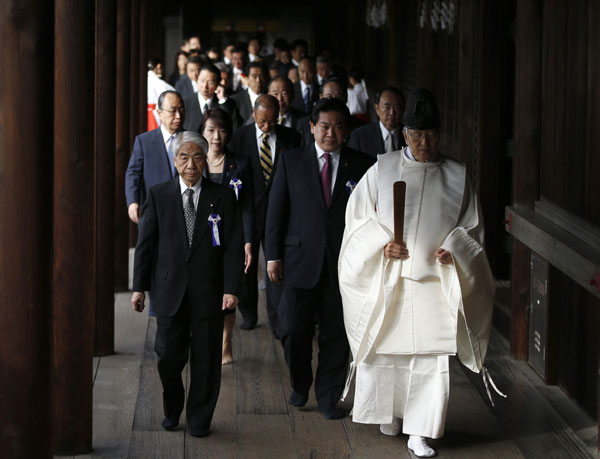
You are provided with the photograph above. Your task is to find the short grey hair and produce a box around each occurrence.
[171,131,208,159]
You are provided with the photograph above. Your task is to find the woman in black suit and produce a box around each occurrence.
[200,108,255,364]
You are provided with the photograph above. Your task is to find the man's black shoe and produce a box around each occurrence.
[288,391,309,407]
[161,417,179,431]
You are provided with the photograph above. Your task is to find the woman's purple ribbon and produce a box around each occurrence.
[207,213,221,247]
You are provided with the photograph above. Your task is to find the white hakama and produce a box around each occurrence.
[339,149,495,438]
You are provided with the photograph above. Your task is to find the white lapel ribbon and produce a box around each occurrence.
[229,178,243,200]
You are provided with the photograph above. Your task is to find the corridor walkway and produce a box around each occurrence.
[62,292,597,458]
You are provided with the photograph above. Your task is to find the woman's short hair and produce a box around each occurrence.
[199,108,233,143]
[171,131,208,159]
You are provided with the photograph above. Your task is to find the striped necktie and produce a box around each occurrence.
[260,133,273,184]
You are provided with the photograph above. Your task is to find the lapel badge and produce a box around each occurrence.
[345,179,357,195]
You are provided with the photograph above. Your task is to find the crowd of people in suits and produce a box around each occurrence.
[128,34,439,453]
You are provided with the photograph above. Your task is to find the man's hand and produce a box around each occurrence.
[384,242,409,259]
[244,242,253,274]
[222,294,239,310]
[128,203,140,224]
[131,291,145,312]
[434,249,453,265]
[267,260,283,284]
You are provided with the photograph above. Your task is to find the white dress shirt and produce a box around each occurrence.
[197,93,213,113]
[247,87,260,108]
[179,176,202,210]
[379,121,400,152]
[279,112,292,128]
[255,125,277,162]
[232,67,243,91]
[191,79,198,93]
[300,80,311,102]
[314,142,340,193]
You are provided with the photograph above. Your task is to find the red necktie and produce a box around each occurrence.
[321,153,332,206]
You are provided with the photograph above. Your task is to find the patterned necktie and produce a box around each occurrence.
[320,153,332,206]
[260,133,273,184]
[303,86,310,113]
[184,188,195,247]
[203,102,209,114]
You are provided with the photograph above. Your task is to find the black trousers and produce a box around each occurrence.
[238,240,282,333]
[155,294,224,435]
[278,259,349,409]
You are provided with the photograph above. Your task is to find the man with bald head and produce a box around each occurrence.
[229,95,301,334]
[291,57,319,115]
[268,76,304,130]
[347,86,406,157]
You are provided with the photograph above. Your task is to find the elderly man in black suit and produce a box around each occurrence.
[268,76,303,130]
[347,86,406,157]
[229,94,301,334]
[231,61,269,124]
[291,57,319,115]
[131,131,243,438]
[175,56,202,99]
[183,64,239,132]
[265,98,374,420]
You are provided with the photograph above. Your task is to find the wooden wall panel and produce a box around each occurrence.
[550,267,599,421]
[540,0,592,220]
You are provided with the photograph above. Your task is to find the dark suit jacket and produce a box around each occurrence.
[183,94,239,132]
[291,82,319,115]
[175,76,195,100]
[265,145,375,289]
[133,178,244,318]
[230,90,255,126]
[228,123,301,238]
[297,114,367,147]
[203,152,255,244]
[284,107,304,130]
[347,121,406,158]
[125,128,176,208]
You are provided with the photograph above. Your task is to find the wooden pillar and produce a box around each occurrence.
[586,0,600,447]
[53,0,95,454]
[114,0,131,291]
[139,0,148,134]
[94,0,117,356]
[510,0,542,359]
[128,0,141,249]
[0,3,54,457]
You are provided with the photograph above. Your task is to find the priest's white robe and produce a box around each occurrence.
[338,148,495,438]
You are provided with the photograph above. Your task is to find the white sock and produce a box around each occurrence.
[407,435,436,457]
[379,417,401,436]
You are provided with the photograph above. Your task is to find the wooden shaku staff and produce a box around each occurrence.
[393,181,406,244]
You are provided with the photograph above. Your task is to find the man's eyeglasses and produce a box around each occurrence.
[160,107,185,115]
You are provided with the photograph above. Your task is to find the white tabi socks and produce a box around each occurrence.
[379,417,401,436]
[407,435,436,457]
